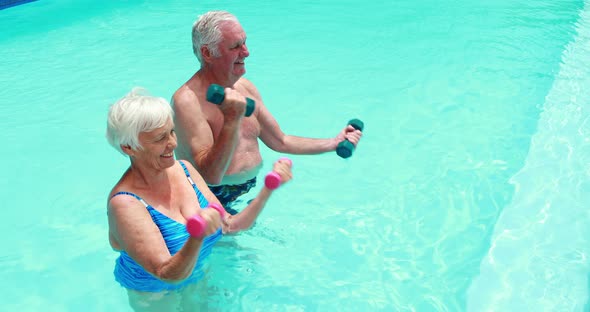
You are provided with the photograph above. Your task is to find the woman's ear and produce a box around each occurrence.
[121,145,134,156]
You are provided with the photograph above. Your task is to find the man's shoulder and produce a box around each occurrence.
[236,77,260,97]
[236,77,255,89]
[172,83,203,110]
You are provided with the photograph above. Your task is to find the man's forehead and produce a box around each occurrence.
[220,21,245,36]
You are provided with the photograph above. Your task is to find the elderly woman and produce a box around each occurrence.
[106,88,292,310]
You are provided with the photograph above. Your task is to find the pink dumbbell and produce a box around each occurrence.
[264,157,292,190]
[186,203,225,237]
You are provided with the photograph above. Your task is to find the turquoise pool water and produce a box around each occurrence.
[1,0,589,310]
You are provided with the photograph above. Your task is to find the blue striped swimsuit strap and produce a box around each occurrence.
[177,161,220,260]
[178,160,209,208]
[111,191,149,208]
[110,161,207,207]
[110,192,164,228]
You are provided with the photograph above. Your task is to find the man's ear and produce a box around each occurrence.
[201,45,212,61]
[121,144,134,157]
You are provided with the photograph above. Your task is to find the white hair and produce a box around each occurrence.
[192,10,239,63]
[106,87,173,156]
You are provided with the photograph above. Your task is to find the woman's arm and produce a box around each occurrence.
[182,159,293,234]
[108,195,220,282]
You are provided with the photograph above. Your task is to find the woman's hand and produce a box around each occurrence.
[271,158,293,186]
[187,206,223,238]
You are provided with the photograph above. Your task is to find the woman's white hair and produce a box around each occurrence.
[106,87,173,156]
[192,10,239,63]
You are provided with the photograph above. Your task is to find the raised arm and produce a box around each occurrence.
[183,158,292,233]
[172,88,246,185]
[108,195,220,282]
[226,158,293,232]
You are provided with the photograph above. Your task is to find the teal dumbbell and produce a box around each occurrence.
[206,84,255,117]
[336,118,364,158]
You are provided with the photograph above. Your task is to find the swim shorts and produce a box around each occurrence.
[209,177,257,215]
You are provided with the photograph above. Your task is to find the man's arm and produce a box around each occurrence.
[258,102,339,154]
[172,89,243,185]
[243,81,362,154]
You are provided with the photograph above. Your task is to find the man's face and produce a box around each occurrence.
[211,21,249,83]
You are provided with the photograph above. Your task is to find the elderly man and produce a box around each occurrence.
[172,11,362,213]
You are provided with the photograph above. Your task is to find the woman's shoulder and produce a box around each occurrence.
[107,168,139,206]
[176,159,195,170]
[108,167,129,190]
[177,160,211,188]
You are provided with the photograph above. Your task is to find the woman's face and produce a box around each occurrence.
[134,118,177,170]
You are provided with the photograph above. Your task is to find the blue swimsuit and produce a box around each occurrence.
[111,161,222,292]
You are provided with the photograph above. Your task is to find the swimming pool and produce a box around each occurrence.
[1,0,588,310]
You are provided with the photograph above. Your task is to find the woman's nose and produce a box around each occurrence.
[169,133,177,149]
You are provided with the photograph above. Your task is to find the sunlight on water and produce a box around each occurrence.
[467,2,590,310]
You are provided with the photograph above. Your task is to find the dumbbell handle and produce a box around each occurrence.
[186,203,225,238]
[264,157,292,190]
[206,84,255,117]
[336,118,364,159]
